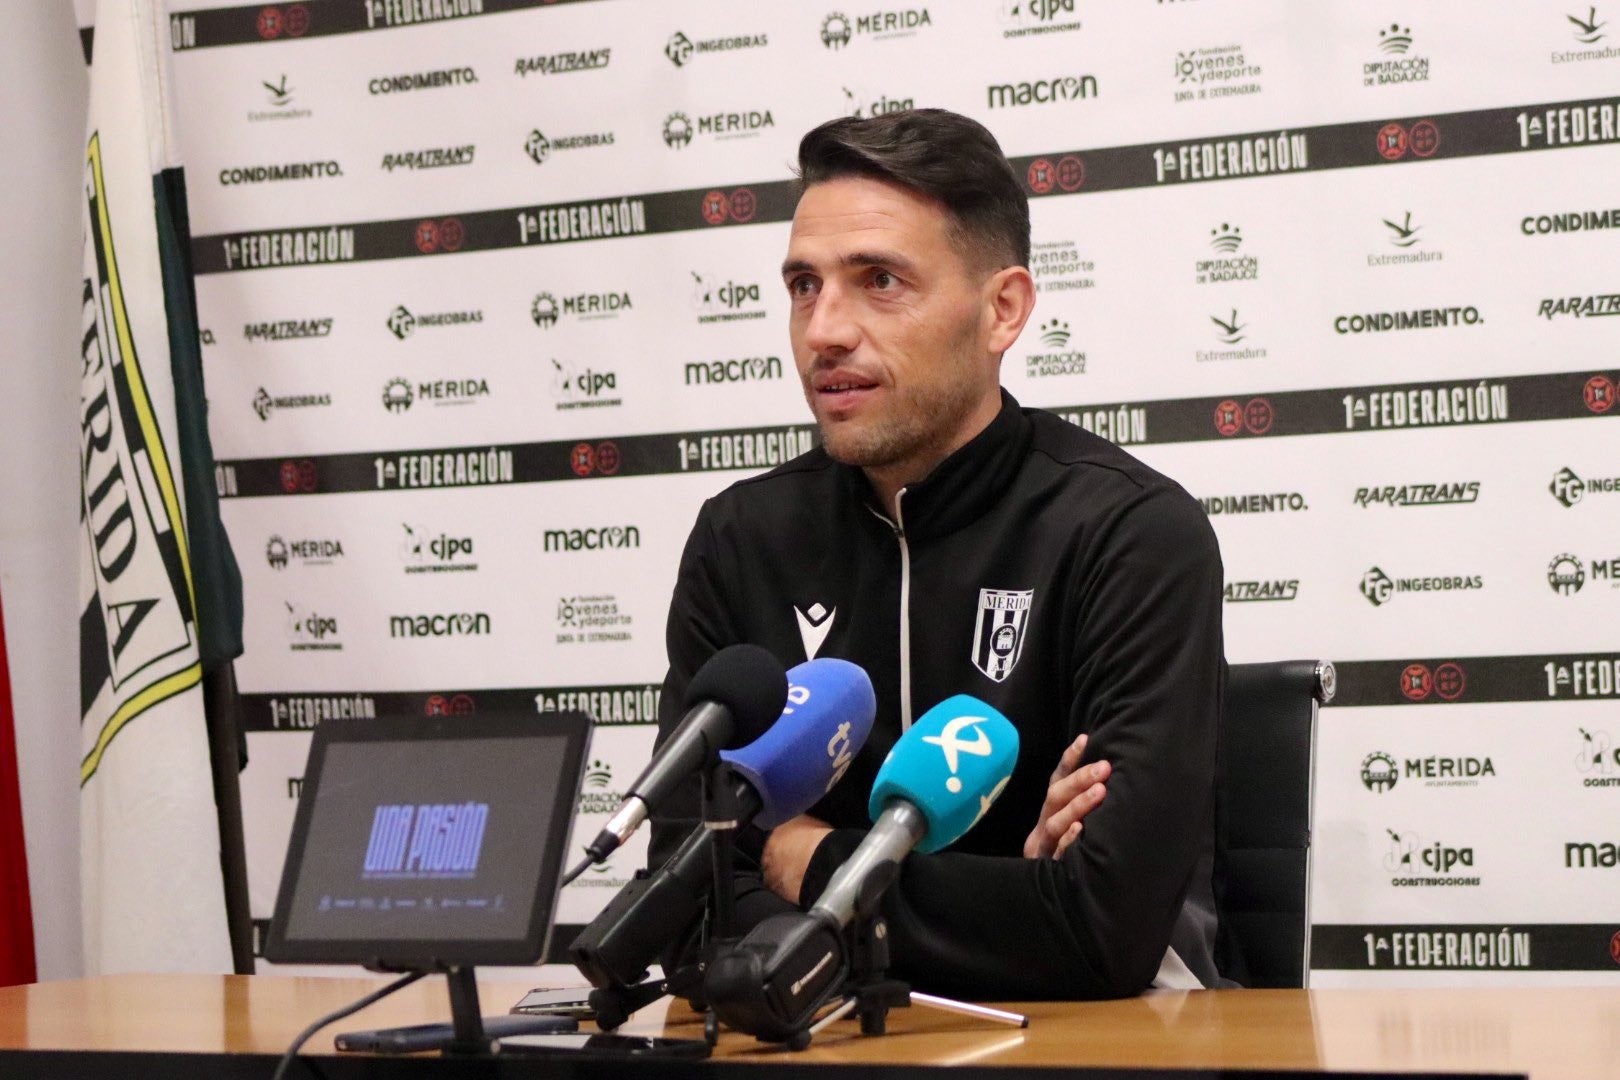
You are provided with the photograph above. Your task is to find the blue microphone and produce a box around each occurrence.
[703,695,1019,1039]
[722,657,876,829]
[569,658,875,992]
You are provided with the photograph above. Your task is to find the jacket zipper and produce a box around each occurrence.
[894,489,913,730]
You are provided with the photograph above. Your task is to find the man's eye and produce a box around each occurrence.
[788,277,817,297]
[871,270,895,289]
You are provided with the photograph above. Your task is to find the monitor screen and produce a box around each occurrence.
[265,711,591,968]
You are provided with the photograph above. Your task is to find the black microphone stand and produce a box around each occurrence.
[584,758,742,1037]
[785,908,1027,1051]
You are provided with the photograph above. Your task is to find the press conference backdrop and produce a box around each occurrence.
[155,0,1618,985]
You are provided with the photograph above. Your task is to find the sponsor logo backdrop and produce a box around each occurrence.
[165,0,1620,982]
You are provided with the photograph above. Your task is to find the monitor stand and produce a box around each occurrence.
[335,966,574,1055]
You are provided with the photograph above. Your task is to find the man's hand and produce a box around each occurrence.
[1023,733,1110,860]
[762,813,834,906]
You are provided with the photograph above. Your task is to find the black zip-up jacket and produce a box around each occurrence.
[650,392,1224,999]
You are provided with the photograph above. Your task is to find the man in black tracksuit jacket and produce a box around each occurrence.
[650,110,1224,1000]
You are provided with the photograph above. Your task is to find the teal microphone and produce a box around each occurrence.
[812,695,1019,927]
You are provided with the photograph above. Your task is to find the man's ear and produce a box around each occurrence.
[985,266,1037,355]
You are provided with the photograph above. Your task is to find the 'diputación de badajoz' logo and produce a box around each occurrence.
[1024,318,1085,378]
[1364,23,1431,86]
[1196,222,1259,284]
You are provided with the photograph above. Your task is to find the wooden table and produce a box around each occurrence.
[1,974,1616,1078]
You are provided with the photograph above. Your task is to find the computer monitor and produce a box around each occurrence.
[264,710,591,970]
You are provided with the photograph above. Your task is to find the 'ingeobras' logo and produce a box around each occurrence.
[1361,567,1395,606]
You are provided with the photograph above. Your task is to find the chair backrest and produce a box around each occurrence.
[1214,659,1332,989]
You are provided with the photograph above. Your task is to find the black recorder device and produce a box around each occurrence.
[263,709,593,1056]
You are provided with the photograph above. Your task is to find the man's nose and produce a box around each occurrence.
[802,281,860,356]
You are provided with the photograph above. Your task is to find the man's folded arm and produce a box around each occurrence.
[798,488,1224,1000]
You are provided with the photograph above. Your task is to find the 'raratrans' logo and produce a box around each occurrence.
[1353,482,1479,508]
[515,47,611,77]
[1538,292,1620,319]
[382,146,474,172]
[1223,579,1299,602]
[389,612,492,638]
[244,317,332,342]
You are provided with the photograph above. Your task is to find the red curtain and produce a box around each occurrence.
[0,584,36,986]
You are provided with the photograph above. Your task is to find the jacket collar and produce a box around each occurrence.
[840,389,1032,543]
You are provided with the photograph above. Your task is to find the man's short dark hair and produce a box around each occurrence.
[795,108,1031,271]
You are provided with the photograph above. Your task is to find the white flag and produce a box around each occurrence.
[78,0,230,975]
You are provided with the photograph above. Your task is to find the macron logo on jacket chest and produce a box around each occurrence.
[795,602,836,660]
[972,588,1034,682]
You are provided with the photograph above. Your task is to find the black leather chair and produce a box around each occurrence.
[1214,659,1333,988]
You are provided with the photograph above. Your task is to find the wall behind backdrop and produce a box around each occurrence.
[157,0,1618,985]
